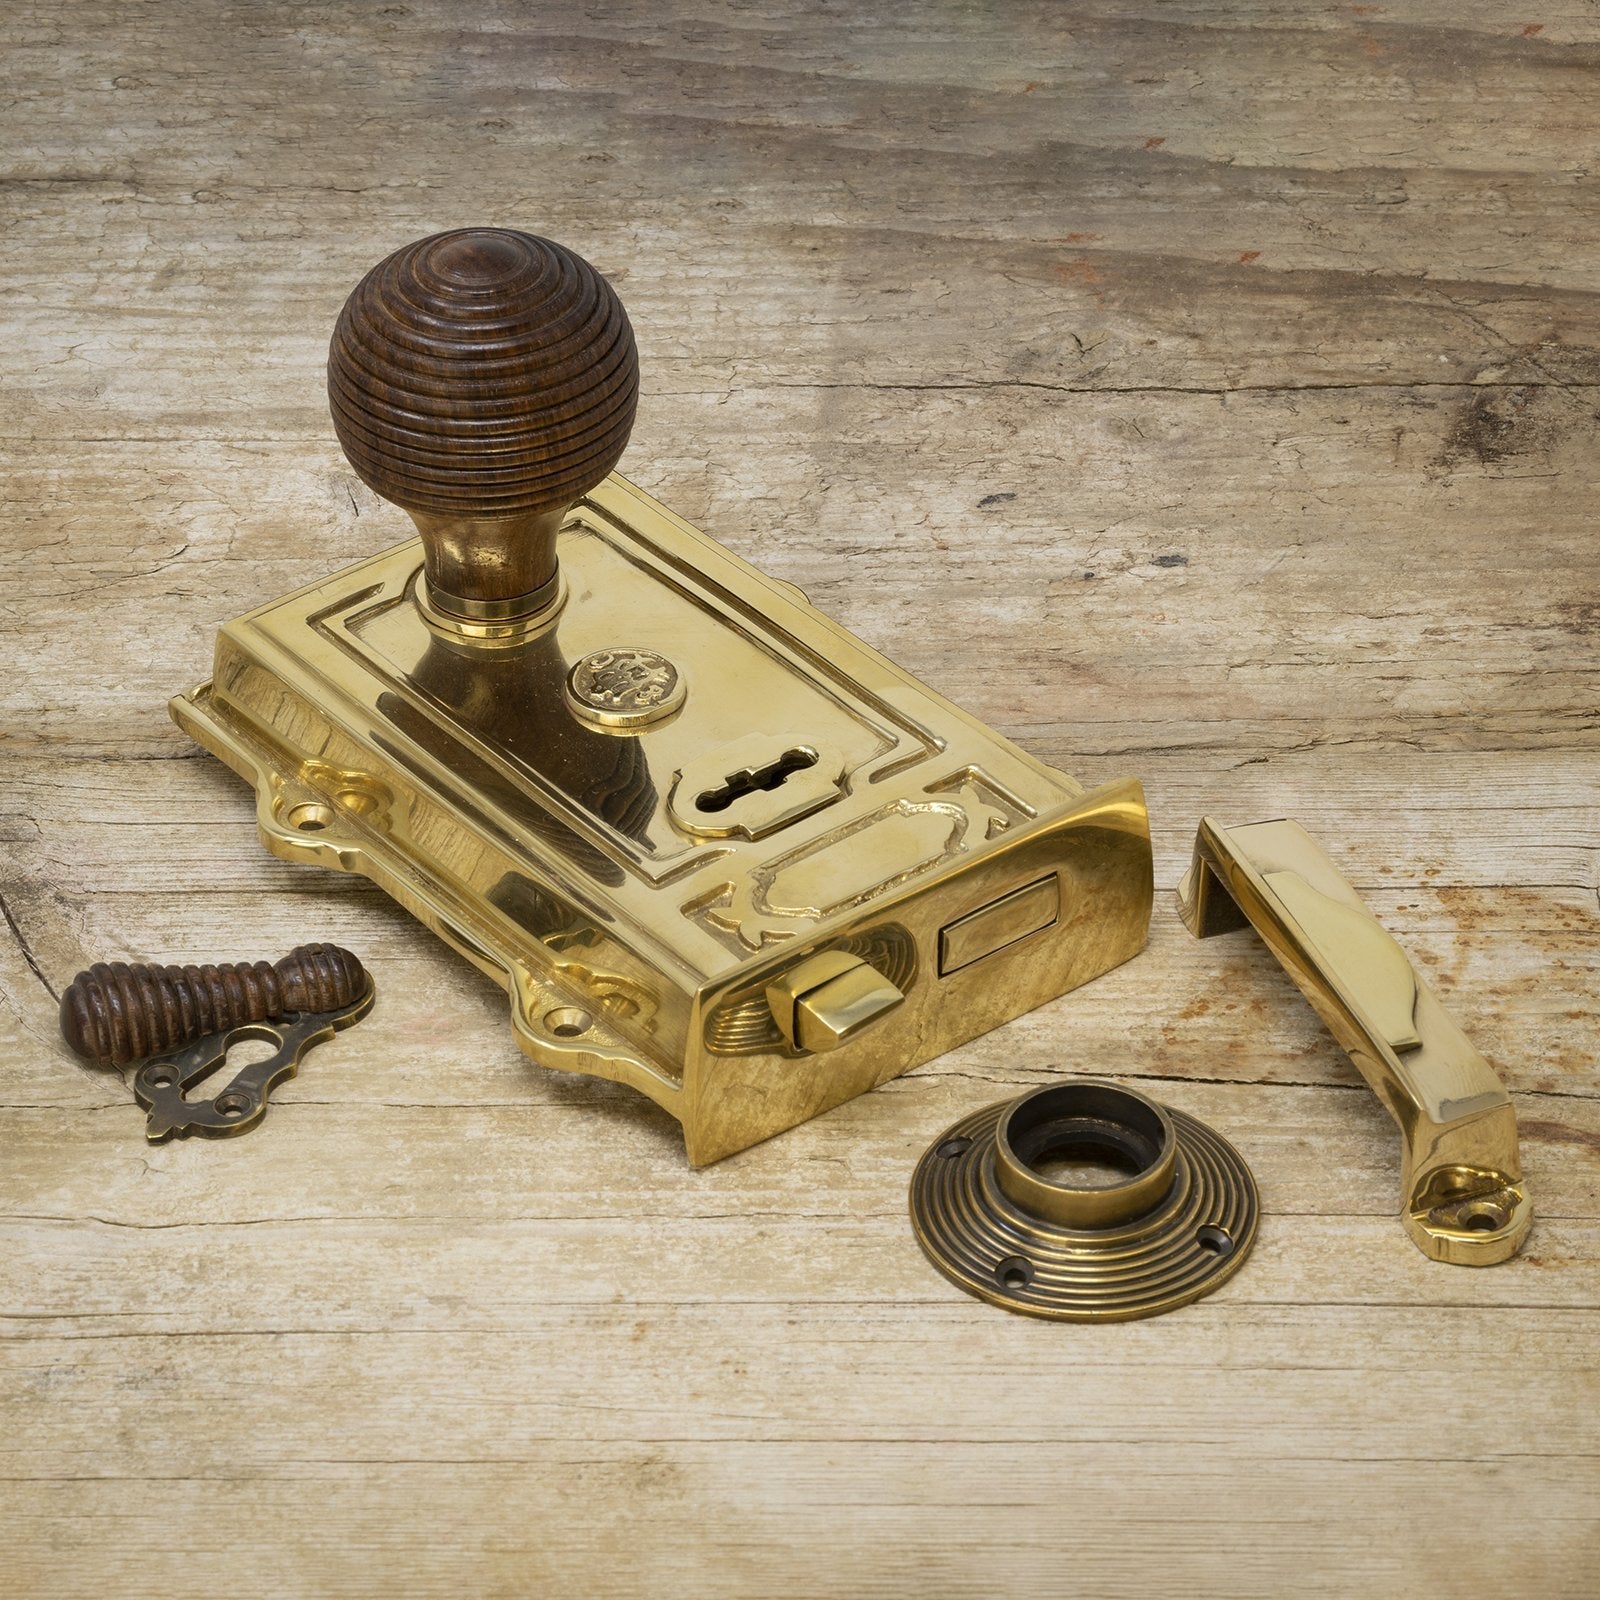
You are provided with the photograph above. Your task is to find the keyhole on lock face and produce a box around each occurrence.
[696,747,818,813]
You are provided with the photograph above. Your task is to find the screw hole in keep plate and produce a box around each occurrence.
[286,801,335,832]
[937,1137,972,1160]
[1196,1225,1235,1258]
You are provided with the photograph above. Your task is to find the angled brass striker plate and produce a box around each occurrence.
[1179,817,1532,1265]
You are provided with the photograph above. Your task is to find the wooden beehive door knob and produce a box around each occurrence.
[327,228,639,621]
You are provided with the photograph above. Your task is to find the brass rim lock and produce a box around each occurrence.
[1178,818,1532,1265]
[910,1080,1259,1321]
[169,226,1156,1164]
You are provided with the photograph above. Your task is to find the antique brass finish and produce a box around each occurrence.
[171,228,1154,1164]
[911,1081,1259,1321]
[131,980,375,1142]
[1178,817,1532,1265]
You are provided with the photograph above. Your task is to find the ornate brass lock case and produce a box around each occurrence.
[170,230,1153,1164]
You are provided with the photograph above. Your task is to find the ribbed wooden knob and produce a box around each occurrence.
[60,944,369,1066]
[328,227,638,525]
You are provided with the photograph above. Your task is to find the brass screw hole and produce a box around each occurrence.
[145,1067,176,1088]
[286,802,335,832]
[995,1256,1034,1291]
[544,1007,593,1040]
[1196,1225,1235,1258]
[937,1137,972,1159]
[215,1093,251,1120]
[1458,1203,1509,1234]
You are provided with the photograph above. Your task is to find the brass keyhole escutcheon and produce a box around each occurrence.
[697,746,818,813]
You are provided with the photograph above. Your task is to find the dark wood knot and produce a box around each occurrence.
[59,944,369,1066]
[327,227,639,519]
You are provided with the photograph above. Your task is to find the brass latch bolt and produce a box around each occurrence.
[765,951,905,1053]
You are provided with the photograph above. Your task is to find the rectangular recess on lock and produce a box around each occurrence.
[938,874,1061,975]
[324,512,933,870]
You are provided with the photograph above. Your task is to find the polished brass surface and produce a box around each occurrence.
[764,949,905,1053]
[911,1081,1259,1321]
[130,978,374,1142]
[171,482,1154,1163]
[1178,817,1531,1265]
[171,228,1154,1164]
[938,874,1060,975]
[565,647,686,731]
[669,735,845,841]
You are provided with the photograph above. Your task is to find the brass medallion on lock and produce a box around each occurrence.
[171,227,1154,1164]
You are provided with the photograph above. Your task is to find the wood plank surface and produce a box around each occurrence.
[2,3,1597,1595]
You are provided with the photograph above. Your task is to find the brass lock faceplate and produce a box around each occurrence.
[169,230,1154,1164]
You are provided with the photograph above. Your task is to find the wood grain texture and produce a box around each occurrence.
[58,944,367,1065]
[2,3,1597,1596]
[328,228,638,517]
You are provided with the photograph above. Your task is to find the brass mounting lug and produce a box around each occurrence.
[1178,817,1532,1266]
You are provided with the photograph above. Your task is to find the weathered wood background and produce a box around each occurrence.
[3,3,1597,1595]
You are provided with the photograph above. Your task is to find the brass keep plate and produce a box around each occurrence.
[1178,816,1532,1265]
[910,1081,1258,1321]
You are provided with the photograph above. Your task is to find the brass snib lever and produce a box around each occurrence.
[171,228,1153,1164]
[1179,818,1531,1265]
